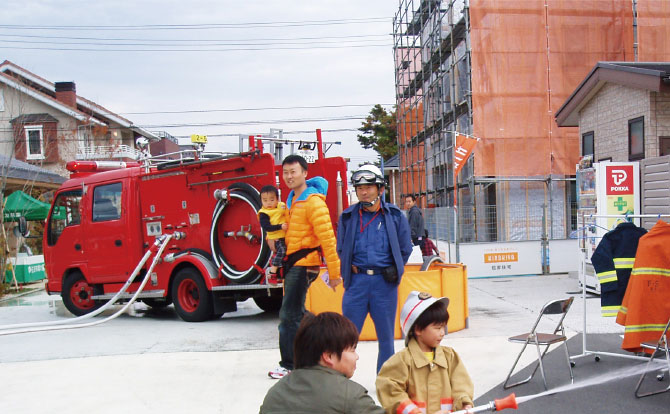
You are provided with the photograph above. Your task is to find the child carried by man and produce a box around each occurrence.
[258,185,288,285]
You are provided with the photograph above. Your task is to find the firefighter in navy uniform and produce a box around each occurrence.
[590,221,647,317]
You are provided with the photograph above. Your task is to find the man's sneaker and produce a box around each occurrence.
[268,366,290,379]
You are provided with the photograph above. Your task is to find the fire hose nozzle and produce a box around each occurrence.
[493,393,518,411]
[450,393,517,414]
[213,188,228,201]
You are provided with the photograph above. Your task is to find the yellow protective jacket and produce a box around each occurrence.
[258,202,287,240]
[285,177,341,280]
[376,338,474,414]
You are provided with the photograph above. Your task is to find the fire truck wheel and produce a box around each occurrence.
[253,289,283,313]
[61,271,102,316]
[171,268,213,322]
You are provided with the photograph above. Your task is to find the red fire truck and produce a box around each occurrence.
[43,131,348,322]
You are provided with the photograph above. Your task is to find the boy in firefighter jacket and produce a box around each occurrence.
[376,291,474,414]
[258,185,288,284]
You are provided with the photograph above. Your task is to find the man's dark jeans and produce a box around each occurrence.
[278,265,309,370]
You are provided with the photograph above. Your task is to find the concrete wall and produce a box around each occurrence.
[578,83,651,162]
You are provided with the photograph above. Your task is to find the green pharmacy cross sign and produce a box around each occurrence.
[614,196,628,212]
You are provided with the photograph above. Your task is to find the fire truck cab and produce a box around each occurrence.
[43,131,348,322]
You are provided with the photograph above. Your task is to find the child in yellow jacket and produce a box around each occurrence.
[258,185,288,284]
[376,291,474,414]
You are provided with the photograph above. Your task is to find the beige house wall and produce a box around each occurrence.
[578,83,651,162]
[0,83,79,177]
[650,91,670,155]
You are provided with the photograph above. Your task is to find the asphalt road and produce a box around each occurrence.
[0,290,279,363]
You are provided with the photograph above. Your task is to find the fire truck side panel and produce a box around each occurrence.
[136,153,276,290]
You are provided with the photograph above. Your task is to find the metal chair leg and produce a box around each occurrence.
[503,340,534,389]
[636,340,670,398]
[534,337,549,390]
[562,340,574,384]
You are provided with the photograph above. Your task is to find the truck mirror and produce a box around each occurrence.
[17,216,29,237]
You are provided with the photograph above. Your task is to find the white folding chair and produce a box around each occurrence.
[635,317,670,398]
[503,297,575,390]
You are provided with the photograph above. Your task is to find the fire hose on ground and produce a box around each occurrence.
[0,233,179,336]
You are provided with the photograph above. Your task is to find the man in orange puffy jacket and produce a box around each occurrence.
[268,154,342,379]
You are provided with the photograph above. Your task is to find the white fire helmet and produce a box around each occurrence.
[351,164,385,187]
[400,291,450,346]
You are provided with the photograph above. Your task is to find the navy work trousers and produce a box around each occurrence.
[342,272,398,372]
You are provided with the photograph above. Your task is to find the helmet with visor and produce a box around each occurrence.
[351,164,385,187]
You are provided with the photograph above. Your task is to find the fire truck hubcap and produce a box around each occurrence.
[71,280,94,309]
[177,279,200,312]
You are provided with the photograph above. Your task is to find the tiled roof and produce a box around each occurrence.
[383,154,399,169]
[0,154,66,185]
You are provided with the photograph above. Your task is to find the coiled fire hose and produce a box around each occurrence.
[0,233,177,336]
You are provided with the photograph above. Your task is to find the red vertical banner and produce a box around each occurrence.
[453,133,479,208]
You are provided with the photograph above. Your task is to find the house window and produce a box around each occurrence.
[660,136,670,156]
[628,116,644,160]
[78,125,93,155]
[582,131,594,157]
[25,125,44,160]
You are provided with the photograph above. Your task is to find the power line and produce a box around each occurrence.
[0,116,367,132]
[0,43,391,52]
[138,115,368,129]
[0,38,388,47]
[171,128,365,138]
[0,32,390,42]
[0,17,391,31]
[120,104,394,116]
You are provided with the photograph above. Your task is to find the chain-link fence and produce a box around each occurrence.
[423,202,578,243]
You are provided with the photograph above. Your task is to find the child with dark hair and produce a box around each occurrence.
[260,312,385,413]
[376,291,474,414]
[258,185,288,284]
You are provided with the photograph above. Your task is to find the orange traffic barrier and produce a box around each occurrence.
[305,263,469,340]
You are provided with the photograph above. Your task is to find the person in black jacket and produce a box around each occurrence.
[405,195,425,249]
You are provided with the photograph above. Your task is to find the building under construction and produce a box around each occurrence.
[393,0,670,244]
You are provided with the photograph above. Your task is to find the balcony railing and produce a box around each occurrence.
[76,144,142,161]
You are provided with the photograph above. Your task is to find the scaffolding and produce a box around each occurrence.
[392,0,654,244]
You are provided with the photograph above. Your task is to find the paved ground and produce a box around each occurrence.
[0,272,654,413]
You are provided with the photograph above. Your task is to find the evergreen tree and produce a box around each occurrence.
[357,104,397,160]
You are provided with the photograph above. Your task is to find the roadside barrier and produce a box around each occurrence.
[306,262,469,341]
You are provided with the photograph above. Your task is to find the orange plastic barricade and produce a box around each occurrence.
[305,263,468,341]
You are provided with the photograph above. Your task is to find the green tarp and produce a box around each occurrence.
[3,191,52,222]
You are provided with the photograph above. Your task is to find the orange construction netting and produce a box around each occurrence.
[470,0,635,177]
[637,0,670,61]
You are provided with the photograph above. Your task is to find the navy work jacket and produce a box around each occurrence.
[337,199,413,290]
